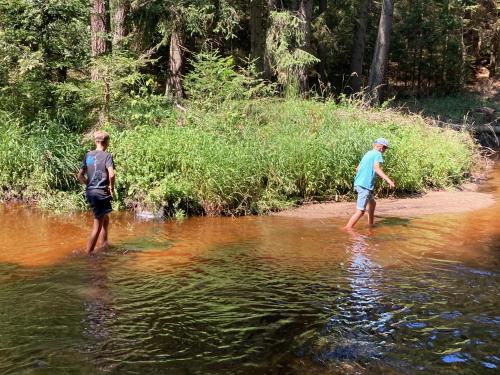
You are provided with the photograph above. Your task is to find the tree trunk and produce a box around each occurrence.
[90,0,111,124]
[112,0,129,49]
[491,45,498,78]
[347,0,371,95]
[319,0,327,14]
[90,0,111,65]
[166,30,184,100]
[298,0,313,94]
[491,24,499,77]
[251,0,267,72]
[367,0,393,105]
[263,0,278,79]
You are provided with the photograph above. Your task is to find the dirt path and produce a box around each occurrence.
[275,188,496,219]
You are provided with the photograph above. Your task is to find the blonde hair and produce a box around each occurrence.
[93,130,110,144]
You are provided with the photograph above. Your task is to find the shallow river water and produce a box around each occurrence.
[0,168,499,374]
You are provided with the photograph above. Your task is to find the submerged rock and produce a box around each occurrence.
[135,209,163,220]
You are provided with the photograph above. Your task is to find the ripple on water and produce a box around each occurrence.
[0,203,500,374]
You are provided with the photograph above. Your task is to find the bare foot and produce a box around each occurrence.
[342,226,356,232]
[95,242,109,252]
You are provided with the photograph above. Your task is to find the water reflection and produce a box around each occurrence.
[309,232,387,369]
[82,257,117,372]
[0,167,499,373]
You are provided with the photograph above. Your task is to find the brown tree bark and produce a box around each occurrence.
[319,0,327,14]
[166,30,184,99]
[90,0,111,66]
[347,0,371,95]
[112,0,130,49]
[491,33,499,77]
[490,5,499,78]
[298,0,313,94]
[315,0,328,81]
[90,0,111,124]
[263,0,279,78]
[367,0,393,105]
[251,0,267,72]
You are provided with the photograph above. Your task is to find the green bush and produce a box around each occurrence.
[106,99,477,216]
[0,99,478,216]
[0,111,83,204]
[184,51,275,110]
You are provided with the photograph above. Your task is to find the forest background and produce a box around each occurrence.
[0,0,498,217]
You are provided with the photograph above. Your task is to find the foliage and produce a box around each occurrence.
[184,51,275,109]
[55,51,151,126]
[108,100,476,216]
[0,0,89,120]
[391,0,465,95]
[266,10,320,96]
[394,92,500,125]
[0,99,478,215]
[0,111,83,203]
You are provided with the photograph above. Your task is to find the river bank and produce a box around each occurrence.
[276,162,498,220]
[275,189,495,219]
[0,100,479,217]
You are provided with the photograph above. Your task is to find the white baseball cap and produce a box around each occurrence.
[374,138,389,148]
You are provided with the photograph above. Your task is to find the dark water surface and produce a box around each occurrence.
[1,170,499,374]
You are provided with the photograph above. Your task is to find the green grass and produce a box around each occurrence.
[0,99,479,216]
[108,99,477,216]
[0,111,84,206]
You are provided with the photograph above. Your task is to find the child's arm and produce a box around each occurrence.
[107,166,115,195]
[374,162,395,188]
[77,168,87,185]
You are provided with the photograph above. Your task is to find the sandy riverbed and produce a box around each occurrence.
[275,185,496,219]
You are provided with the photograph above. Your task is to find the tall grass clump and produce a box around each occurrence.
[105,98,477,217]
[0,111,84,209]
[1,97,478,217]
[109,120,267,216]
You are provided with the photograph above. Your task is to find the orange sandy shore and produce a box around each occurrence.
[274,186,496,219]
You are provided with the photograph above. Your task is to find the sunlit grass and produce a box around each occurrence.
[0,99,478,216]
[109,99,477,216]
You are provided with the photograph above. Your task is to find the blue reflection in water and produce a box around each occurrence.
[442,353,469,363]
[315,232,389,363]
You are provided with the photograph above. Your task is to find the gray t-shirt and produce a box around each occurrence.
[81,150,114,190]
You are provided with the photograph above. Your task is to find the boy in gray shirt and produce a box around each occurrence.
[78,131,115,254]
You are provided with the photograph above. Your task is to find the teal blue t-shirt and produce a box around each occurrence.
[354,149,383,191]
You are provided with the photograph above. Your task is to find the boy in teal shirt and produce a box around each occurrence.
[344,138,395,229]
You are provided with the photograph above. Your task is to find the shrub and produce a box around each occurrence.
[0,99,478,216]
[184,51,275,110]
[107,99,477,216]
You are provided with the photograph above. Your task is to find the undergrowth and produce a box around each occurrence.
[0,99,478,217]
[110,99,477,216]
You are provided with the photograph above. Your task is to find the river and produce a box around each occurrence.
[0,167,499,374]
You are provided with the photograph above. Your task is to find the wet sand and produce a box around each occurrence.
[275,187,496,219]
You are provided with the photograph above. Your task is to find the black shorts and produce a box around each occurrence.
[86,189,112,218]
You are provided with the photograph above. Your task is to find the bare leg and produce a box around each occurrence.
[87,217,104,254]
[367,198,376,227]
[99,214,110,249]
[344,209,365,229]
